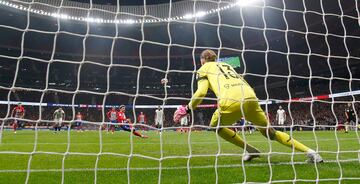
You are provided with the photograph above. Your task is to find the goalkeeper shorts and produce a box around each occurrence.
[210,98,268,129]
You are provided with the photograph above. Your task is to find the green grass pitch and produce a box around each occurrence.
[0,130,359,183]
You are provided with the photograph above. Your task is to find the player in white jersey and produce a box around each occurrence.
[155,106,164,132]
[276,106,286,131]
[180,114,190,133]
[53,107,65,133]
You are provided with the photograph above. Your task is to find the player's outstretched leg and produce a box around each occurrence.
[120,125,148,138]
[133,131,148,138]
[210,110,260,161]
[246,100,323,163]
[217,127,260,161]
[258,128,322,162]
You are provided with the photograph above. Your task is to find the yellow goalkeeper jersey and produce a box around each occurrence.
[188,62,257,110]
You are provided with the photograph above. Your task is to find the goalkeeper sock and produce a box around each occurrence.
[274,131,310,152]
[218,128,259,153]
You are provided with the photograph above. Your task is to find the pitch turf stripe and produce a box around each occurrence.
[1,137,359,145]
[0,159,358,173]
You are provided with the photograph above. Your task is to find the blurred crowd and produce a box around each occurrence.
[0,98,358,131]
[0,78,359,131]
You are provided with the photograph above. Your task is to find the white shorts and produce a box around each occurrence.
[54,118,63,126]
[278,118,285,125]
[180,118,188,126]
[155,120,163,125]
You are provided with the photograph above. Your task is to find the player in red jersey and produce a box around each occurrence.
[107,107,118,134]
[117,105,148,138]
[137,112,148,134]
[75,112,83,132]
[11,103,25,133]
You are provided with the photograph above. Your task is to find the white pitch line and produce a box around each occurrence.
[0,159,358,173]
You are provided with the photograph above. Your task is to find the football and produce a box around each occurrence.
[161,78,168,84]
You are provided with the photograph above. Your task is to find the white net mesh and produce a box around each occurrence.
[0,0,359,183]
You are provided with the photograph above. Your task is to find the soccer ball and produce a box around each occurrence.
[161,78,168,84]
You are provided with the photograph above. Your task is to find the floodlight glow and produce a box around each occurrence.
[124,19,135,24]
[183,13,193,19]
[51,13,59,18]
[195,11,206,17]
[95,18,102,23]
[85,17,95,22]
[0,0,246,24]
[236,0,257,6]
[60,14,68,19]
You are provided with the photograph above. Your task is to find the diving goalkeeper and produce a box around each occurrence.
[173,49,323,163]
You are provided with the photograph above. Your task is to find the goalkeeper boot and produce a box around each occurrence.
[242,150,260,162]
[306,151,323,163]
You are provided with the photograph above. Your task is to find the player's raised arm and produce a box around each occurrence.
[173,50,214,123]
[188,76,209,111]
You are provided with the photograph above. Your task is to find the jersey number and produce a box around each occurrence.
[217,64,239,79]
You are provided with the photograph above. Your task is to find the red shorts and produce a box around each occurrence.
[13,120,18,127]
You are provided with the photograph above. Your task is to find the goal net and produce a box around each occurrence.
[0,0,359,183]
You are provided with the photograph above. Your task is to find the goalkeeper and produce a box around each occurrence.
[174,49,323,163]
